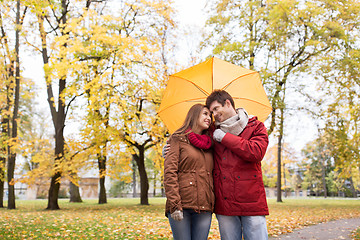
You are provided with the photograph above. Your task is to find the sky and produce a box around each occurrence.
[173,0,208,26]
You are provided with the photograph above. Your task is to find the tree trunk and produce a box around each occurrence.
[7,153,16,209]
[2,85,11,209]
[0,169,3,208]
[1,70,12,209]
[98,154,107,204]
[7,0,21,210]
[276,133,282,202]
[46,73,66,210]
[321,160,327,198]
[161,175,165,197]
[277,106,284,203]
[47,172,61,210]
[132,160,137,198]
[46,84,65,210]
[133,149,149,205]
[0,117,7,208]
[95,105,109,205]
[45,0,68,210]
[69,171,82,202]
[349,177,357,198]
[69,182,82,203]
[283,162,286,197]
[153,173,156,197]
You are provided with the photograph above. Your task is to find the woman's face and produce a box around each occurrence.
[197,107,212,131]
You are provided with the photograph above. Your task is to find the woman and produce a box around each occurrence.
[164,103,215,240]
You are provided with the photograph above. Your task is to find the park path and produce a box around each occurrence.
[269,217,360,240]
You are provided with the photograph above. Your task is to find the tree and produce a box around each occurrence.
[16,84,55,194]
[6,0,22,210]
[315,4,360,181]
[263,143,300,195]
[26,0,86,209]
[203,0,356,202]
[311,31,360,196]
[0,52,7,208]
[262,146,278,188]
[323,112,359,197]
[113,52,170,205]
[0,44,8,208]
[46,0,174,205]
[0,0,27,209]
[302,134,333,197]
[111,6,173,204]
[114,8,174,204]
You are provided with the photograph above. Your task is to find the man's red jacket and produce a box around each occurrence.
[211,116,269,216]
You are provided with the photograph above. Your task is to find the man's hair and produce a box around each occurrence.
[206,90,235,109]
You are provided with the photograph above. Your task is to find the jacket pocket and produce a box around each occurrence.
[178,174,196,204]
[234,171,260,203]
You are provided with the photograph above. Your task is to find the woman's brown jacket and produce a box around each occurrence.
[164,134,214,215]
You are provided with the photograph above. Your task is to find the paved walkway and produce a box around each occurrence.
[269,218,360,240]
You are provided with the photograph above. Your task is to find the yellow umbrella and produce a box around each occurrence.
[158,57,272,133]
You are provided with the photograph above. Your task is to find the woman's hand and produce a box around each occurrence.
[171,210,183,221]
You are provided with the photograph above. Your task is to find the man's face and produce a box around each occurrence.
[209,100,235,123]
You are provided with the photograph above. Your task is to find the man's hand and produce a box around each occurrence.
[171,210,184,221]
[213,129,226,142]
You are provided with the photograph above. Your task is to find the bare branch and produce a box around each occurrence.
[65,93,85,119]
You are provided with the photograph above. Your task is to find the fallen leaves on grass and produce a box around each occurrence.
[0,202,170,239]
[1,198,360,239]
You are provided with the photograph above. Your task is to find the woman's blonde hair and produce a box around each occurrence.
[173,103,211,135]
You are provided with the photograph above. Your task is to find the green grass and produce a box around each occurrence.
[1,198,360,239]
[352,227,360,240]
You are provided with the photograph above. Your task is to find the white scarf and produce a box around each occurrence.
[215,108,249,135]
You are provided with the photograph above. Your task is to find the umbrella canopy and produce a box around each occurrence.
[158,57,272,133]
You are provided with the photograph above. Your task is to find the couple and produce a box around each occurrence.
[164,90,269,240]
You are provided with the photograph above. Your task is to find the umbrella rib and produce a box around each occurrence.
[193,84,210,96]
[171,76,211,95]
[157,97,207,114]
[232,97,273,110]
[221,72,257,90]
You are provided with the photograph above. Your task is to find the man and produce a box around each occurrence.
[206,90,269,240]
